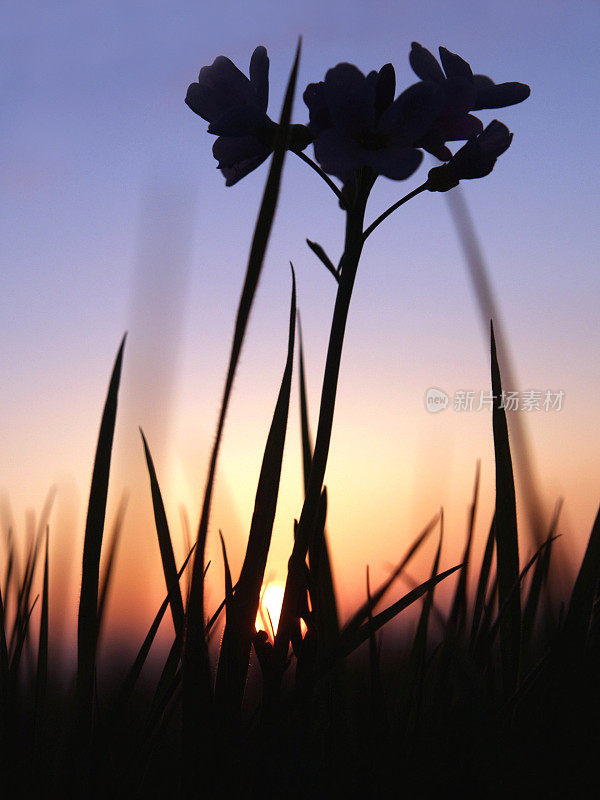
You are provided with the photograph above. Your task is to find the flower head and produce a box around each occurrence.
[186,46,277,185]
[409,43,530,160]
[426,120,513,192]
[304,62,443,183]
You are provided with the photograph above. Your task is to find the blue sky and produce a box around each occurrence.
[2,1,600,636]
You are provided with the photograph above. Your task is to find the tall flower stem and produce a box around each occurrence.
[273,170,373,680]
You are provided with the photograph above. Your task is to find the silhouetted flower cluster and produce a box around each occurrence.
[186,42,529,189]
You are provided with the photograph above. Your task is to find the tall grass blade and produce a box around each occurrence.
[490,321,521,694]
[97,493,128,640]
[470,514,496,649]
[297,314,339,645]
[34,526,50,728]
[215,269,296,726]
[563,503,600,659]
[113,544,195,712]
[183,42,301,789]
[448,462,479,637]
[75,335,125,746]
[447,187,545,545]
[141,430,184,639]
[522,500,562,650]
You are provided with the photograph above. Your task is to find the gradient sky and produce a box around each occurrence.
[2,1,600,651]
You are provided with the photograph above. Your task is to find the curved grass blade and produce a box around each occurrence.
[115,543,195,710]
[338,565,461,661]
[183,42,301,789]
[75,335,125,744]
[522,499,562,650]
[342,513,439,639]
[215,269,296,726]
[491,320,521,695]
[141,430,184,639]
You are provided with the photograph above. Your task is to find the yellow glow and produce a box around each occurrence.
[256,583,285,637]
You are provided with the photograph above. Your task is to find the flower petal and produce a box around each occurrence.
[199,56,254,107]
[208,104,269,136]
[379,81,445,145]
[250,46,269,111]
[443,113,483,141]
[313,128,365,180]
[303,81,332,135]
[473,80,531,110]
[212,135,272,186]
[375,63,396,117]
[363,145,423,180]
[323,63,376,137]
[409,42,445,83]
[439,47,473,81]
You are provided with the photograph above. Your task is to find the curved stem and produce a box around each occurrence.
[363,182,428,241]
[293,150,346,207]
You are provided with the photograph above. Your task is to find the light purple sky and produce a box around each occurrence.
[2,1,600,641]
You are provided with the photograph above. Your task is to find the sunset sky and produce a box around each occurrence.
[2,1,599,654]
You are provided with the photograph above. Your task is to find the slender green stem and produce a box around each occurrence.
[274,172,373,677]
[293,150,346,207]
[362,182,428,241]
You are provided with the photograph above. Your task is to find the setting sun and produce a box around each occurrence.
[256,583,285,637]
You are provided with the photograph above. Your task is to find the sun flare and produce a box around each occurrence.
[256,582,285,637]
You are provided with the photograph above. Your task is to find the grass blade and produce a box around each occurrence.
[141,430,184,639]
[297,314,339,647]
[183,42,301,790]
[448,462,479,637]
[97,493,128,642]
[490,320,521,694]
[562,503,600,660]
[470,514,495,649]
[215,269,296,726]
[75,335,125,746]
[342,514,439,639]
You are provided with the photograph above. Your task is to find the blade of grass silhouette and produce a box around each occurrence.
[485,535,559,651]
[97,493,128,644]
[34,526,49,739]
[491,320,521,696]
[183,42,301,787]
[215,268,295,729]
[141,430,185,639]
[342,513,439,639]
[562,503,600,660]
[366,566,388,742]
[336,565,461,662]
[522,500,562,650]
[297,313,339,644]
[112,544,195,714]
[0,565,8,695]
[404,517,443,732]
[470,514,495,650]
[448,462,480,636]
[447,187,545,546]
[75,335,125,750]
